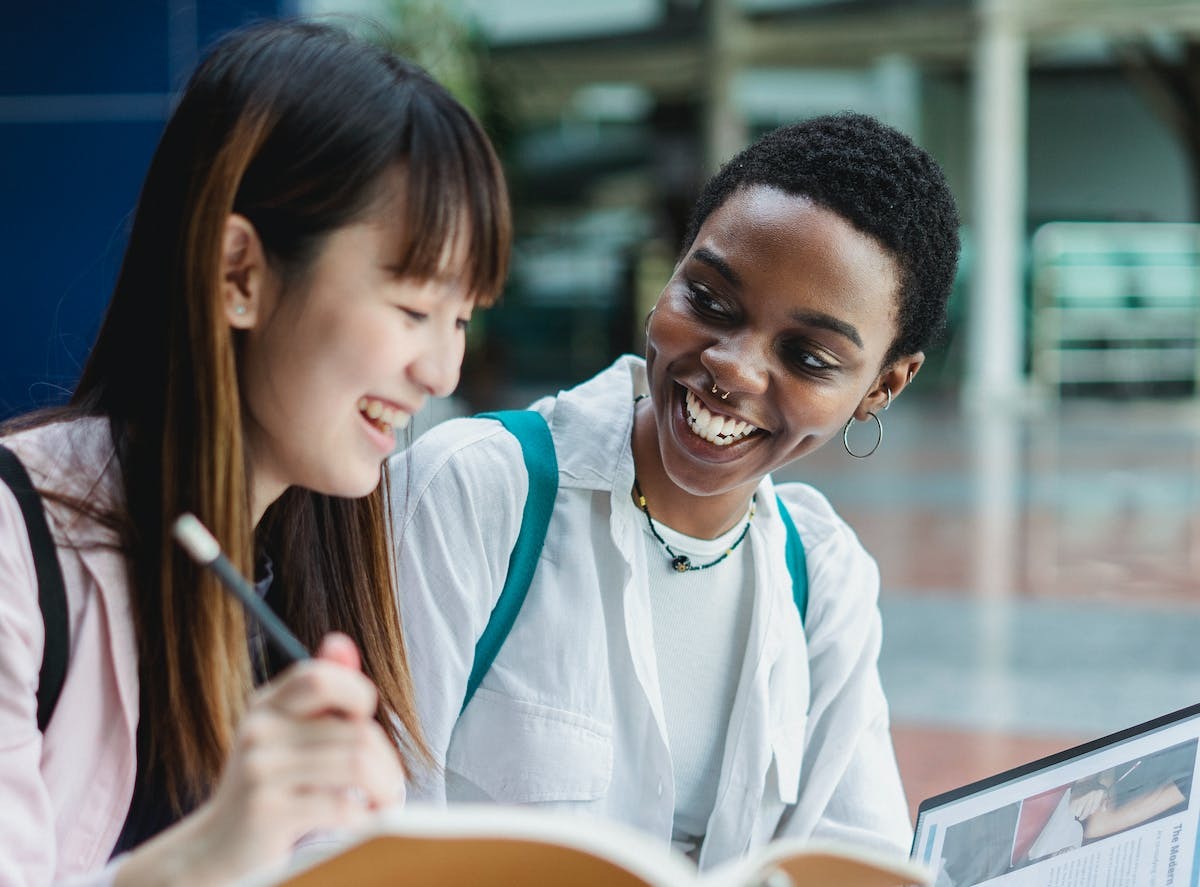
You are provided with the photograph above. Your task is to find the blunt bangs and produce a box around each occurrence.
[214,22,510,305]
[383,90,511,307]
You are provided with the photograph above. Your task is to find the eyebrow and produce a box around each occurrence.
[691,247,864,349]
[691,247,742,287]
[792,309,863,348]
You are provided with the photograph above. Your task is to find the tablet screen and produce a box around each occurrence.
[912,703,1200,887]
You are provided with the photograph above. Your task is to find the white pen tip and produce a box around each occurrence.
[173,513,221,565]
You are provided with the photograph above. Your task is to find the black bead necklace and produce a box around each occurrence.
[632,477,756,573]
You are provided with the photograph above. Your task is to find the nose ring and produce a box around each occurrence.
[711,383,730,401]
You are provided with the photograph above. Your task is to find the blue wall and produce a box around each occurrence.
[0,1,288,419]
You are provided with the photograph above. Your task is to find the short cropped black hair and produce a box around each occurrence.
[682,112,960,366]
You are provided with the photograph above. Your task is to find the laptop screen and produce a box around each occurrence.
[911,702,1200,887]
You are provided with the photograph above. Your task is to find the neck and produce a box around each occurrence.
[247,458,286,528]
[243,423,286,527]
[630,398,758,539]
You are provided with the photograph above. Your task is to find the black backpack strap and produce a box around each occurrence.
[0,444,69,732]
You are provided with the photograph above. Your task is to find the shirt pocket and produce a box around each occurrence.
[445,687,613,803]
[770,716,807,806]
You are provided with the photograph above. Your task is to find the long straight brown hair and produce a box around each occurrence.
[59,20,510,808]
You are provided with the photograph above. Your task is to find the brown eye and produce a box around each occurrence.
[686,284,731,320]
[782,341,835,373]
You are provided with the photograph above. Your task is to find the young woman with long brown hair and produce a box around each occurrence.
[0,20,509,886]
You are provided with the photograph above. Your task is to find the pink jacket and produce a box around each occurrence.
[0,418,135,887]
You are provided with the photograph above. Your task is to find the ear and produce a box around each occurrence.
[220,214,268,329]
[856,352,925,419]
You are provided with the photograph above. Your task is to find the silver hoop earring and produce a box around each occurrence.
[883,386,892,411]
[843,411,883,458]
[710,383,730,401]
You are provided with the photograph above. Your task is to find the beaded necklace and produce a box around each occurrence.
[632,477,756,573]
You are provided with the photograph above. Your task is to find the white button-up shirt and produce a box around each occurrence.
[390,356,911,869]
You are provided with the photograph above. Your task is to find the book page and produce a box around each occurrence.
[260,805,698,887]
[255,806,931,887]
[709,838,932,887]
[280,833,663,887]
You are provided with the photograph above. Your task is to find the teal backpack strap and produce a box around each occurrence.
[776,494,809,627]
[461,410,558,714]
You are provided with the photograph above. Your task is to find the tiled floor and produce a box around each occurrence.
[778,396,1200,823]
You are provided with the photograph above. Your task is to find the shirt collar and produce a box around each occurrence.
[545,354,645,491]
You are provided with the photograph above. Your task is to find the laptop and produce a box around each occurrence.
[911,702,1200,887]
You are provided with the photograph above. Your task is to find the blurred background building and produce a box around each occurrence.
[5,0,1200,821]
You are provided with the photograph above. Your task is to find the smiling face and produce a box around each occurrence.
[229,205,472,520]
[643,184,920,503]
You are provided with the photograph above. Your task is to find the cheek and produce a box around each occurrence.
[253,308,377,430]
[312,305,398,377]
[780,391,857,455]
[647,290,699,361]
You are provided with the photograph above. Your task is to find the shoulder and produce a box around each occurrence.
[773,481,869,561]
[1,417,122,546]
[772,480,880,625]
[2,417,117,492]
[401,415,530,485]
[390,416,535,530]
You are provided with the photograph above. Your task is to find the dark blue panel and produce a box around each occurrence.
[2,2,170,96]
[0,1,298,420]
[0,120,164,418]
[198,0,295,51]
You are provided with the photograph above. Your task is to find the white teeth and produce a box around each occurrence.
[683,389,759,446]
[359,397,409,436]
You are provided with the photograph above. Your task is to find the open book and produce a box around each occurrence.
[262,805,932,887]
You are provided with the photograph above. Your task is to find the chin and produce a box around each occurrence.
[660,451,746,498]
[320,465,385,501]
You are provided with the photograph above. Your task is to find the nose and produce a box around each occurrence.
[409,317,464,398]
[701,332,770,397]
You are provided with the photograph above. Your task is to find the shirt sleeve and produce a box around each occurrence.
[0,480,63,886]
[388,419,529,802]
[773,491,913,855]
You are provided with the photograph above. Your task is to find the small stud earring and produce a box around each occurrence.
[234,304,247,316]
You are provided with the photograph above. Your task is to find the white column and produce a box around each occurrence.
[705,0,746,173]
[873,53,921,144]
[966,0,1028,403]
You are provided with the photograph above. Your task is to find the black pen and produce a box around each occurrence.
[172,513,311,663]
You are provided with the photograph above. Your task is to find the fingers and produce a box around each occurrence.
[241,641,404,806]
[281,738,404,808]
[259,657,378,720]
[180,637,405,882]
[318,631,362,671]
[238,721,403,805]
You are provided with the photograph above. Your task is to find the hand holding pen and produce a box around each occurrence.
[117,516,407,885]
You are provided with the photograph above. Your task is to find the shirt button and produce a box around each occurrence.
[656,781,663,797]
